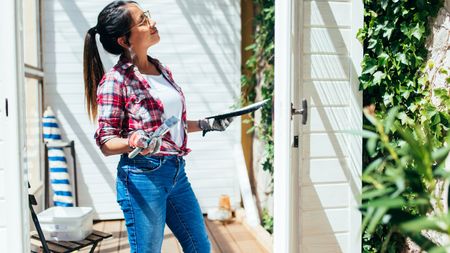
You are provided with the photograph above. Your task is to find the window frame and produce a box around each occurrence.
[23,0,45,194]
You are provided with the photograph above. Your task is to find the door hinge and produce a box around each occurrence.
[293,135,299,148]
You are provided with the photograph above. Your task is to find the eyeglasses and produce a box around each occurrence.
[124,10,152,34]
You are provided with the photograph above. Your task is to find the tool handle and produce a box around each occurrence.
[128,147,143,159]
[128,116,179,159]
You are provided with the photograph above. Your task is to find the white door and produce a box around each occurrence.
[297,0,363,252]
[0,0,29,251]
[274,0,363,252]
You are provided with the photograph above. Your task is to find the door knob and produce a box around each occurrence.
[291,99,308,125]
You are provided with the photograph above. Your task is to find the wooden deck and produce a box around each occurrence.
[76,217,270,253]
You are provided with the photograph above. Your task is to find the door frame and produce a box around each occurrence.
[273,0,300,252]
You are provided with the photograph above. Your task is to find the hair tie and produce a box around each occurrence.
[89,26,98,35]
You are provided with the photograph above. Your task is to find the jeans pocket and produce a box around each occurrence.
[129,155,163,173]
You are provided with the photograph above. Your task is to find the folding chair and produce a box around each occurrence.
[29,183,112,253]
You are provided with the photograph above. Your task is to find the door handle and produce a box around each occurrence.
[291,99,307,125]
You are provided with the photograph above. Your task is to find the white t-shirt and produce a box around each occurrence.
[143,74,184,147]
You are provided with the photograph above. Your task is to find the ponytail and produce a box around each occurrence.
[83,26,104,121]
[83,1,137,120]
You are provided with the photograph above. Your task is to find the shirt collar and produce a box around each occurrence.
[118,54,164,72]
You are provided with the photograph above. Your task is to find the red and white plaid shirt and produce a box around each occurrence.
[94,55,191,156]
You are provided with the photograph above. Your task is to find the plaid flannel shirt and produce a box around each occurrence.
[94,55,191,156]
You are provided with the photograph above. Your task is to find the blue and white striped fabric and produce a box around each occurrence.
[43,106,74,207]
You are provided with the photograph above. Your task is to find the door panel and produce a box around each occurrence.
[297,0,362,252]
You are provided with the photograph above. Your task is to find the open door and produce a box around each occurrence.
[274,0,363,252]
[0,0,29,251]
[297,0,363,251]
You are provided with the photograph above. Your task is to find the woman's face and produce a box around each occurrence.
[126,4,160,52]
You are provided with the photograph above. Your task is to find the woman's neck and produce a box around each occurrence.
[124,50,159,75]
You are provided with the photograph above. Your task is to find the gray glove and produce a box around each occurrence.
[198,117,234,136]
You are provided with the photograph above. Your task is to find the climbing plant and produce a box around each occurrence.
[358,0,449,251]
[241,0,275,176]
[240,0,275,234]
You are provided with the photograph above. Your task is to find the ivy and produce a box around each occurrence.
[240,0,274,234]
[241,0,275,177]
[359,0,449,251]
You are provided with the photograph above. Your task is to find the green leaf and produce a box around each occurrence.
[366,207,388,233]
[363,187,395,199]
[361,206,375,233]
[396,53,409,65]
[400,216,448,233]
[363,64,378,75]
[438,67,448,75]
[383,26,394,40]
[381,0,388,10]
[383,93,394,106]
[368,38,378,49]
[373,71,386,85]
[411,23,425,41]
[345,129,379,139]
[431,145,450,162]
[378,52,390,66]
[367,137,378,156]
[428,246,449,253]
[363,158,384,175]
[384,107,399,134]
[362,197,405,208]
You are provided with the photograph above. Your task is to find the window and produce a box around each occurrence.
[23,0,44,193]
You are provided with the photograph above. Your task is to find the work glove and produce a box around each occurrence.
[128,130,162,155]
[198,117,234,137]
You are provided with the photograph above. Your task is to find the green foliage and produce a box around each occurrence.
[241,0,275,176]
[361,108,450,251]
[261,208,274,234]
[359,0,442,113]
[363,225,405,253]
[358,0,448,251]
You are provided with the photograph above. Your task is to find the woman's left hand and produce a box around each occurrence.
[198,117,234,136]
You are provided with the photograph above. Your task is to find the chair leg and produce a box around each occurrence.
[29,195,51,253]
[89,241,99,253]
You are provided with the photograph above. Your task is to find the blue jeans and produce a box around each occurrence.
[116,154,211,253]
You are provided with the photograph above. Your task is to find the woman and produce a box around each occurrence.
[83,1,233,252]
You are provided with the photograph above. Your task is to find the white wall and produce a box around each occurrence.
[43,0,241,219]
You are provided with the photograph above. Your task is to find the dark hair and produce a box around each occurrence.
[83,1,137,120]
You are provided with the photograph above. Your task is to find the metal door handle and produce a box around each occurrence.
[291,99,308,125]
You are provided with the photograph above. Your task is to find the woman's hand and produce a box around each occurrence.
[198,117,234,136]
[128,130,162,155]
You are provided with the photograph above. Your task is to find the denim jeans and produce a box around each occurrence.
[116,154,211,253]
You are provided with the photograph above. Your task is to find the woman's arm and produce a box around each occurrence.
[100,137,132,156]
[187,120,202,133]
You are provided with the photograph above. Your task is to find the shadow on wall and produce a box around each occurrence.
[172,0,240,114]
[44,0,118,213]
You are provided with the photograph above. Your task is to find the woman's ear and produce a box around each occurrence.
[117,36,129,49]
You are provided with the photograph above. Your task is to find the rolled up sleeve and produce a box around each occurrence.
[94,74,125,147]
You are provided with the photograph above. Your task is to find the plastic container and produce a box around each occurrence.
[37,206,94,241]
